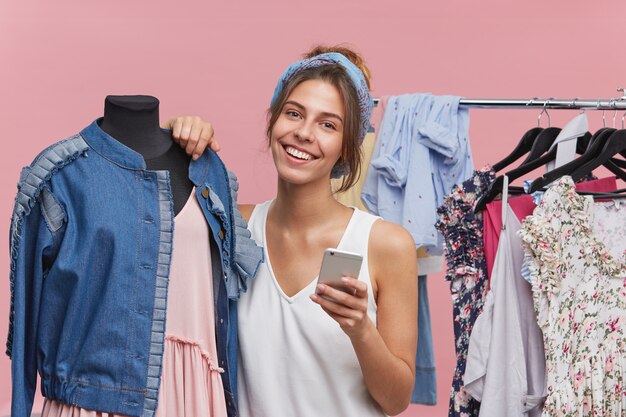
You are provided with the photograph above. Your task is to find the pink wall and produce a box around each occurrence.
[1,1,625,415]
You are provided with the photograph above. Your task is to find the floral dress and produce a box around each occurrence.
[519,176,626,417]
[436,166,495,417]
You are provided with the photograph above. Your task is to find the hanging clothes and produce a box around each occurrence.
[362,93,473,256]
[483,176,618,279]
[411,275,437,406]
[435,166,495,417]
[519,176,626,417]
[333,97,442,274]
[464,177,547,417]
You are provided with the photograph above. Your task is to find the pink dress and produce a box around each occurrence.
[42,190,228,417]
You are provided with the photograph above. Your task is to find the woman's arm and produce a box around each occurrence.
[311,220,418,415]
[161,116,219,159]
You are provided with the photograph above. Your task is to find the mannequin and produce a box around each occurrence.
[8,95,261,417]
[99,95,193,215]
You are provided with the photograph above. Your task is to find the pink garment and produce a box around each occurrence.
[42,190,227,417]
[483,176,618,279]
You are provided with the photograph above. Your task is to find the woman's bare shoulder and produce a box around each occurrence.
[369,219,417,280]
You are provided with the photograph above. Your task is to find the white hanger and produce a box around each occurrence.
[545,98,589,172]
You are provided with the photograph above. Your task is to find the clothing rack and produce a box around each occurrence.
[373,95,626,110]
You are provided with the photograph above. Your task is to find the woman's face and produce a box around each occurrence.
[270,79,345,187]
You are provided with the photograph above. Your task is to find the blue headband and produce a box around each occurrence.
[270,52,374,178]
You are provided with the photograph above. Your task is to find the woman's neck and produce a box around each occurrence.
[272,178,345,229]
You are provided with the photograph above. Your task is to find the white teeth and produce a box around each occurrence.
[285,146,313,160]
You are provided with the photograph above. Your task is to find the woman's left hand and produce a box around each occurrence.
[309,277,373,340]
[161,116,219,159]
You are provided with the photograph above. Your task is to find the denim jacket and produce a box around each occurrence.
[6,120,263,417]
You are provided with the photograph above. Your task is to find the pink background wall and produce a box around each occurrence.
[1,1,625,415]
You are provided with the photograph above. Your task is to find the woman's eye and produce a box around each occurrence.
[322,122,336,130]
[286,110,301,118]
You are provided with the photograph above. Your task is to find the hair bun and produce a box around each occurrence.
[304,45,371,89]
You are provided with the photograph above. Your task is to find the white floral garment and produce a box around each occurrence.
[519,176,626,417]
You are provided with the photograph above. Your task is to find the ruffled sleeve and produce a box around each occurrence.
[435,166,495,292]
[518,177,579,327]
[227,171,264,299]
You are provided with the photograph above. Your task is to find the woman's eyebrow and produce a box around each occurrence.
[284,100,343,123]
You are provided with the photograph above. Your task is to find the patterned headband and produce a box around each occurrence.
[270,52,374,178]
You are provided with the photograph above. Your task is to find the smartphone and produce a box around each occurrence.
[317,248,363,298]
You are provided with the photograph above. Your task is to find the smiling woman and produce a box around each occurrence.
[267,48,368,193]
[168,45,418,417]
[270,79,346,188]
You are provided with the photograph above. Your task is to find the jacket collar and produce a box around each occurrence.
[80,119,214,186]
[81,119,149,170]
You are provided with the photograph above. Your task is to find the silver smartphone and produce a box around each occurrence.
[317,248,363,297]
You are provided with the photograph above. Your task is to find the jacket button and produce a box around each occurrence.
[201,188,209,199]
[219,230,224,240]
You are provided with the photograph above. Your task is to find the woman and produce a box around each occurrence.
[169,45,418,416]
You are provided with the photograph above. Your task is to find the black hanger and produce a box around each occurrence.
[491,127,543,172]
[527,128,622,192]
[582,127,626,169]
[569,129,626,183]
[474,131,590,212]
[578,190,626,200]
[518,127,562,166]
[575,185,626,200]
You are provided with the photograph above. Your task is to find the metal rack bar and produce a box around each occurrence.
[372,97,626,110]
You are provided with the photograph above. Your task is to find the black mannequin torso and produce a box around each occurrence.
[99,95,193,215]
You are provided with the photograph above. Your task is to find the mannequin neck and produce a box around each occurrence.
[99,95,172,159]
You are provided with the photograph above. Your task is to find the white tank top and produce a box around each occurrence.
[237,200,386,417]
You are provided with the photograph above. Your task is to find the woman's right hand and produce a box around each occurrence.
[161,116,219,160]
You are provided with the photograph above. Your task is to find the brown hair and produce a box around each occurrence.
[267,44,372,193]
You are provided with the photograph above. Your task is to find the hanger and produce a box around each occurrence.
[528,127,626,192]
[512,99,564,165]
[577,183,626,200]
[569,128,626,183]
[519,127,561,165]
[474,130,600,212]
[491,127,542,172]
[491,98,551,172]
[586,106,626,164]
[544,103,590,170]
[579,190,626,200]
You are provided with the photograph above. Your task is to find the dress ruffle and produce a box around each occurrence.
[154,337,226,417]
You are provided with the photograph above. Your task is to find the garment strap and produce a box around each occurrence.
[501,175,509,231]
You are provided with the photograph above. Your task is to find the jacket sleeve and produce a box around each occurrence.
[7,174,64,417]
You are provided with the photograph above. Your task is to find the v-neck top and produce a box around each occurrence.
[262,201,359,303]
[237,200,384,417]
